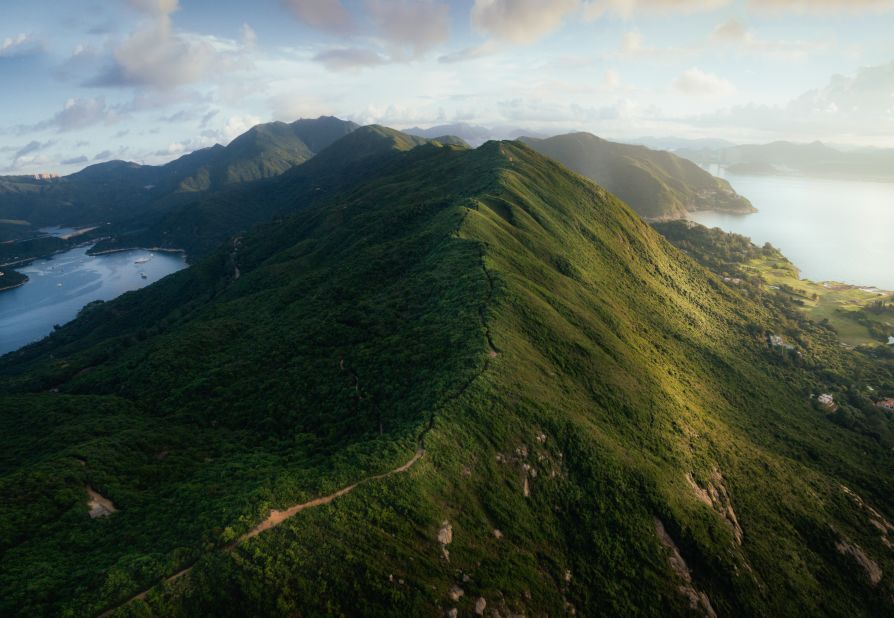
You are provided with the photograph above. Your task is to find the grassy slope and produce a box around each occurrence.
[522,132,755,220]
[0,142,892,617]
[654,220,894,347]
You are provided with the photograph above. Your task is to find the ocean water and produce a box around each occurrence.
[689,172,894,290]
[0,246,186,355]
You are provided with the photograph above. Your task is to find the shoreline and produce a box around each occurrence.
[0,276,29,293]
[87,246,186,257]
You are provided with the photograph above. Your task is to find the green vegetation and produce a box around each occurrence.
[522,132,755,219]
[0,117,359,242]
[1,137,893,617]
[655,220,894,347]
[0,268,27,291]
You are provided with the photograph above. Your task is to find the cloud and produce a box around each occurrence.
[471,0,579,44]
[128,0,180,16]
[438,42,497,64]
[710,17,828,60]
[283,0,353,34]
[712,18,749,42]
[673,68,736,96]
[692,60,894,139]
[93,149,114,161]
[33,97,119,133]
[0,33,41,58]
[747,0,894,13]
[313,47,387,71]
[14,141,50,159]
[586,0,731,18]
[89,0,252,90]
[61,155,89,166]
[365,0,450,56]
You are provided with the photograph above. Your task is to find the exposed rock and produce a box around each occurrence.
[448,585,464,601]
[86,486,117,518]
[686,469,743,544]
[475,597,487,615]
[654,518,717,618]
[836,539,883,585]
[841,485,894,550]
[493,528,503,539]
[446,609,458,618]
[564,569,572,583]
[523,475,530,498]
[439,520,453,560]
[438,521,453,545]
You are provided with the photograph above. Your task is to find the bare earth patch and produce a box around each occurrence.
[86,486,117,518]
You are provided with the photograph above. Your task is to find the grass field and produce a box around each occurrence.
[744,256,894,346]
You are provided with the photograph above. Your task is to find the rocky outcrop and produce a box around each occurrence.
[654,518,717,618]
[686,469,743,544]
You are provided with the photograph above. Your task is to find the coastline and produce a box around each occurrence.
[0,276,28,293]
[87,246,186,257]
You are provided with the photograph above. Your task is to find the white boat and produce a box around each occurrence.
[134,257,151,264]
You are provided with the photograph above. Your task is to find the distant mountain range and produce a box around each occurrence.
[0,119,758,262]
[404,122,543,146]
[0,116,359,240]
[678,140,894,181]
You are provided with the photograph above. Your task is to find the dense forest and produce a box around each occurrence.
[1,135,892,617]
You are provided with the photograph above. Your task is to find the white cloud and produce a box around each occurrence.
[223,115,263,142]
[283,0,353,34]
[588,0,731,18]
[34,97,120,133]
[0,33,41,58]
[673,68,736,96]
[604,69,621,90]
[365,0,450,56]
[313,47,388,71]
[748,0,894,13]
[692,61,894,140]
[471,0,579,44]
[89,1,253,90]
[128,0,180,16]
[711,17,828,60]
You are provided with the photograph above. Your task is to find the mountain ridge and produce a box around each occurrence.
[1,138,891,616]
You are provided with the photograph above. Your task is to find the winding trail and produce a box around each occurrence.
[96,225,499,618]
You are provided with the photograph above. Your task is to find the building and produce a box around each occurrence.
[818,394,836,409]
[877,399,894,413]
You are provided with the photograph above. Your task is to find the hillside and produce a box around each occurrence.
[0,140,892,617]
[87,125,470,258]
[0,116,358,240]
[522,132,755,219]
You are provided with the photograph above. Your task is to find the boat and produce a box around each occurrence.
[140,272,148,279]
[134,257,151,264]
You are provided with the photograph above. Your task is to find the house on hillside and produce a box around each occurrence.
[817,393,836,410]
[877,399,894,413]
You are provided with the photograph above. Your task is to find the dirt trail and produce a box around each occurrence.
[96,231,499,618]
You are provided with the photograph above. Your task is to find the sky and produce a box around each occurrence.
[2,0,894,175]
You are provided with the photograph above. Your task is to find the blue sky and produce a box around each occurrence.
[2,0,894,174]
